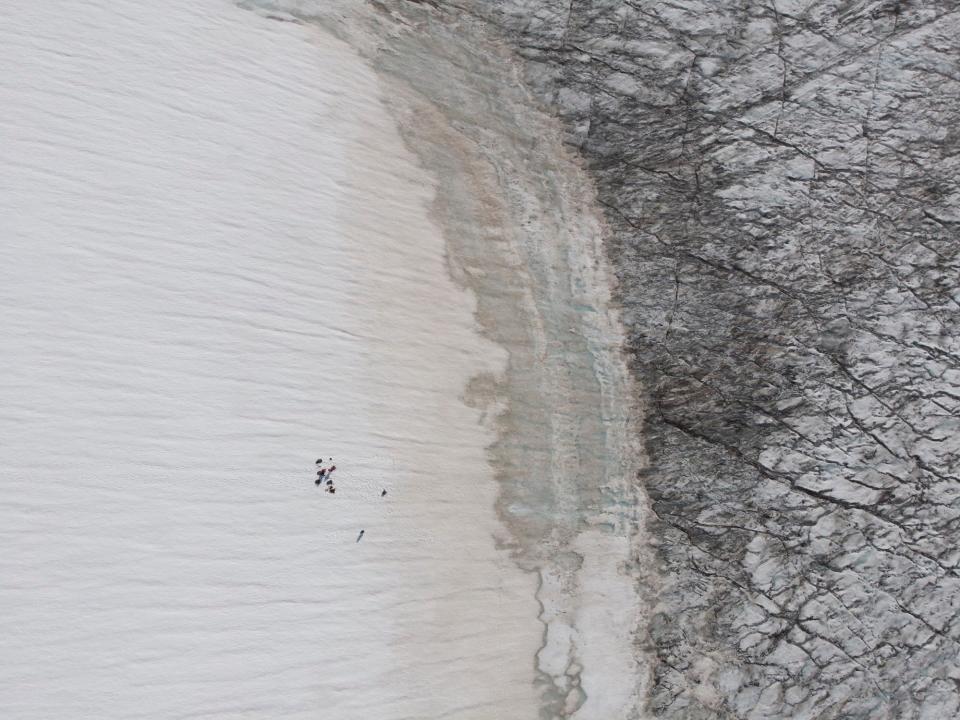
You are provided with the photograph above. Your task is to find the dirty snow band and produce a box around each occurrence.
[314,457,387,543]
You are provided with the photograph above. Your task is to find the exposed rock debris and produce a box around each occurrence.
[462,1,960,717]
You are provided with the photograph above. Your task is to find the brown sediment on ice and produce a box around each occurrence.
[246,1,659,716]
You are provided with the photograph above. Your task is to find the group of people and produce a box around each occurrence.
[315,458,337,493]
[313,456,389,543]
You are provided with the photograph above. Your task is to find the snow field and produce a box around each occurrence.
[0,2,541,718]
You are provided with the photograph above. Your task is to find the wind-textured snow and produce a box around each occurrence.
[0,2,542,718]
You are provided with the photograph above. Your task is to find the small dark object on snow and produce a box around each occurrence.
[356,530,365,543]
[326,479,333,486]
[381,489,387,497]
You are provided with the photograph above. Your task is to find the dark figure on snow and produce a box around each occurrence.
[381,489,387,497]
[317,468,327,479]
[356,530,365,543]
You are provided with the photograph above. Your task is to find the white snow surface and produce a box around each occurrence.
[0,2,542,718]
